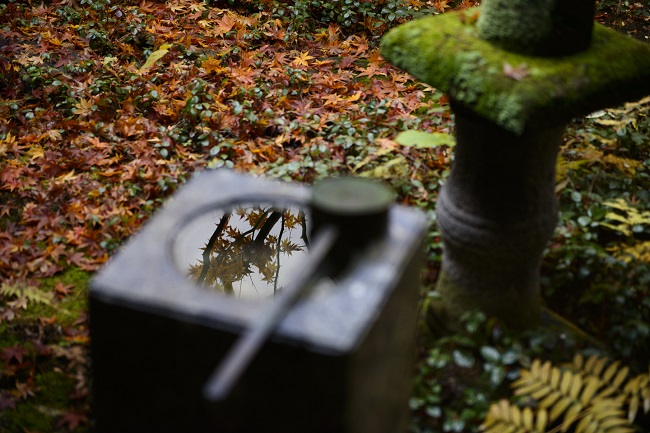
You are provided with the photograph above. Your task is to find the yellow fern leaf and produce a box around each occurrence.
[613,241,650,263]
[603,361,621,383]
[574,354,585,370]
[575,413,593,433]
[561,371,574,395]
[580,378,601,406]
[515,381,547,397]
[511,404,522,426]
[482,401,546,433]
[570,374,584,399]
[539,390,562,408]
[602,154,641,176]
[549,396,574,422]
[536,408,548,432]
[613,367,630,389]
[584,355,599,375]
[593,357,609,377]
[590,398,625,420]
[600,416,633,430]
[627,397,639,424]
[0,283,53,306]
[541,360,552,382]
[531,384,554,401]
[499,357,645,433]
[552,367,561,389]
[561,403,583,432]
[522,406,533,430]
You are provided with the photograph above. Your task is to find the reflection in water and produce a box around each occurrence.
[174,205,310,299]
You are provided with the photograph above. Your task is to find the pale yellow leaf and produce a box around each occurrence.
[570,374,583,399]
[580,378,600,406]
[140,48,170,72]
[522,407,533,431]
[561,370,573,395]
[550,397,573,423]
[535,408,548,432]
[613,367,630,389]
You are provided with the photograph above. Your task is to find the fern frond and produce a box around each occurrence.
[0,283,53,306]
[482,400,547,433]
[580,377,601,406]
[622,370,650,422]
[511,356,636,433]
[357,154,410,180]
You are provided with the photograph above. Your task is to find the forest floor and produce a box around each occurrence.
[1,1,649,432]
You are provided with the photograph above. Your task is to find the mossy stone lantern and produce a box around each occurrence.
[381,0,650,332]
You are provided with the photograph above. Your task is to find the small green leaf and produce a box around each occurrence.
[395,130,455,148]
[480,346,501,363]
[453,349,475,368]
[571,191,582,203]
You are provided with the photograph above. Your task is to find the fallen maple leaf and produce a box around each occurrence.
[292,51,315,67]
[202,56,226,75]
[72,98,95,117]
[503,62,529,81]
[358,63,387,79]
[0,392,16,410]
[1,345,27,364]
[57,410,89,431]
[0,308,16,323]
[434,0,451,12]
[12,381,36,400]
[55,282,74,298]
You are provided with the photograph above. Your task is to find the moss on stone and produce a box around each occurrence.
[430,268,542,332]
[476,0,595,56]
[477,0,553,53]
[380,8,650,135]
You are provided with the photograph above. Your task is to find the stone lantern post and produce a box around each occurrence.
[381,0,650,332]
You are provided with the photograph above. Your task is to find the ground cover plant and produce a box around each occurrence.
[0,0,648,431]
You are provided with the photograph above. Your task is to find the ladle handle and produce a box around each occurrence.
[202,226,339,402]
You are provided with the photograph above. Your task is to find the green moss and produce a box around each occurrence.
[2,371,78,433]
[428,269,542,333]
[477,0,553,52]
[5,268,91,328]
[380,8,650,135]
[0,322,22,349]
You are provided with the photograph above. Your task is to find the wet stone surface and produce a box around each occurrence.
[174,204,310,300]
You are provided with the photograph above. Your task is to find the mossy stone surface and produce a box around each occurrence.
[477,0,553,52]
[477,0,595,56]
[381,8,650,134]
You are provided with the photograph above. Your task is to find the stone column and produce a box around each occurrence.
[433,103,562,329]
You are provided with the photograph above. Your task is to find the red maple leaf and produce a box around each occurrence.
[0,392,16,410]
[57,409,89,431]
[1,345,27,364]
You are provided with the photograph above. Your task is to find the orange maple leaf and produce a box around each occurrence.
[292,51,315,67]
[434,0,451,11]
[358,63,387,79]
[202,56,226,75]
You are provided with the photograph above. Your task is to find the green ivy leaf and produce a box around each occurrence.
[453,349,475,368]
[395,130,455,148]
[480,346,501,363]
